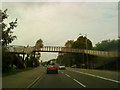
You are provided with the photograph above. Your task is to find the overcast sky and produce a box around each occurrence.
[2,2,118,61]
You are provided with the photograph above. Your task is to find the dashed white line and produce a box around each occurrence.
[72,70,120,84]
[65,74,71,78]
[64,73,86,87]
[73,79,86,87]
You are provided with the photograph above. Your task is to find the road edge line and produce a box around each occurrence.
[72,70,120,84]
[26,71,45,88]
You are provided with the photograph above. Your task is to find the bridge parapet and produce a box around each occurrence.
[7,45,34,54]
[6,45,119,57]
[34,46,85,53]
[34,46,62,52]
[60,47,84,53]
[84,50,119,57]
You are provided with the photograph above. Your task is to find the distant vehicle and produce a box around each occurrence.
[59,65,66,70]
[46,61,58,74]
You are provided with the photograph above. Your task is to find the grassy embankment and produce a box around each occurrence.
[2,67,35,77]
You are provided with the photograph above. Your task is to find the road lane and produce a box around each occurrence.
[67,67,120,81]
[3,66,45,88]
[73,70,120,84]
[73,79,86,87]
[62,70,119,88]
[32,70,85,88]
[29,67,119,88]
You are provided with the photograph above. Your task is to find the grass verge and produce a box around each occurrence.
[2,67,35,77]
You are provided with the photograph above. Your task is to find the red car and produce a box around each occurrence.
[46,61,58,74]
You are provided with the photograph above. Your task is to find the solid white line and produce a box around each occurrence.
[26,76,40,88]
[73,79,86,87]
[72,70,120,84]
[65,74,71,78]
[26,71,45,88]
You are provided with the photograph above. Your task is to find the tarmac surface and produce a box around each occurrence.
[2,66,120,88]
[2,66,45,88]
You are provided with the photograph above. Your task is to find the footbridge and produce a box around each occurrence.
[7,45,119,58]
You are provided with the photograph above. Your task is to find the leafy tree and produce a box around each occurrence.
[25,38,43,67]
[91,39,120,70]
[33,39,43,66]
[25,52,40,67]
[25,56,34,67]
[72,36,92,49]
[65,40,74,48]
[35,39,43,47]
[2,47,13,72]
[1,9,18,72]
[93,39,119,51]
[1,9,17,46]
[34,52,40,67]
[57,40,74,66]
[57,36,93,67]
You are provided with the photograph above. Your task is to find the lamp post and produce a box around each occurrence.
[79,33,89,69]
[84,34,89,69]
[79,33,84,68]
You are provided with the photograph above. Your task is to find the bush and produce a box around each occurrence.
[2,48,13,72]
[25,56,40,67]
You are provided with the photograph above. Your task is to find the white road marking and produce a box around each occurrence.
[65,74,71,78]
[72,70,120,84]
[64,73,86,87]
[73,79,86,87]
[27,70,45,88]
[26,76,41,88]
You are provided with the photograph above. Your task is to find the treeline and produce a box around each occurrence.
[56,36,119,70]
[92,39,120,70]
[56,36,93,68]
[93,39,120,51]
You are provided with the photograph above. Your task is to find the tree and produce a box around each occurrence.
[91,39,120,70]
[57,36,93,67]
[60,40,75,66]
[1,9,17,46]
[35,39,43,47]
[65,40,74,48]
[72,36,92,49]
[57,40,74,66]
[71,36,93,68]
[34,39,43,66]
[25,39,43,68]
[93,39,119,51]
[25,52,40,67]
[1,9,18,72]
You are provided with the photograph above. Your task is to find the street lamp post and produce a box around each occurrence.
[79,33,84,68]
[85,34,89,69]
[79,33,89,69]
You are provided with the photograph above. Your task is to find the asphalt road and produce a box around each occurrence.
[31,68,120,88]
